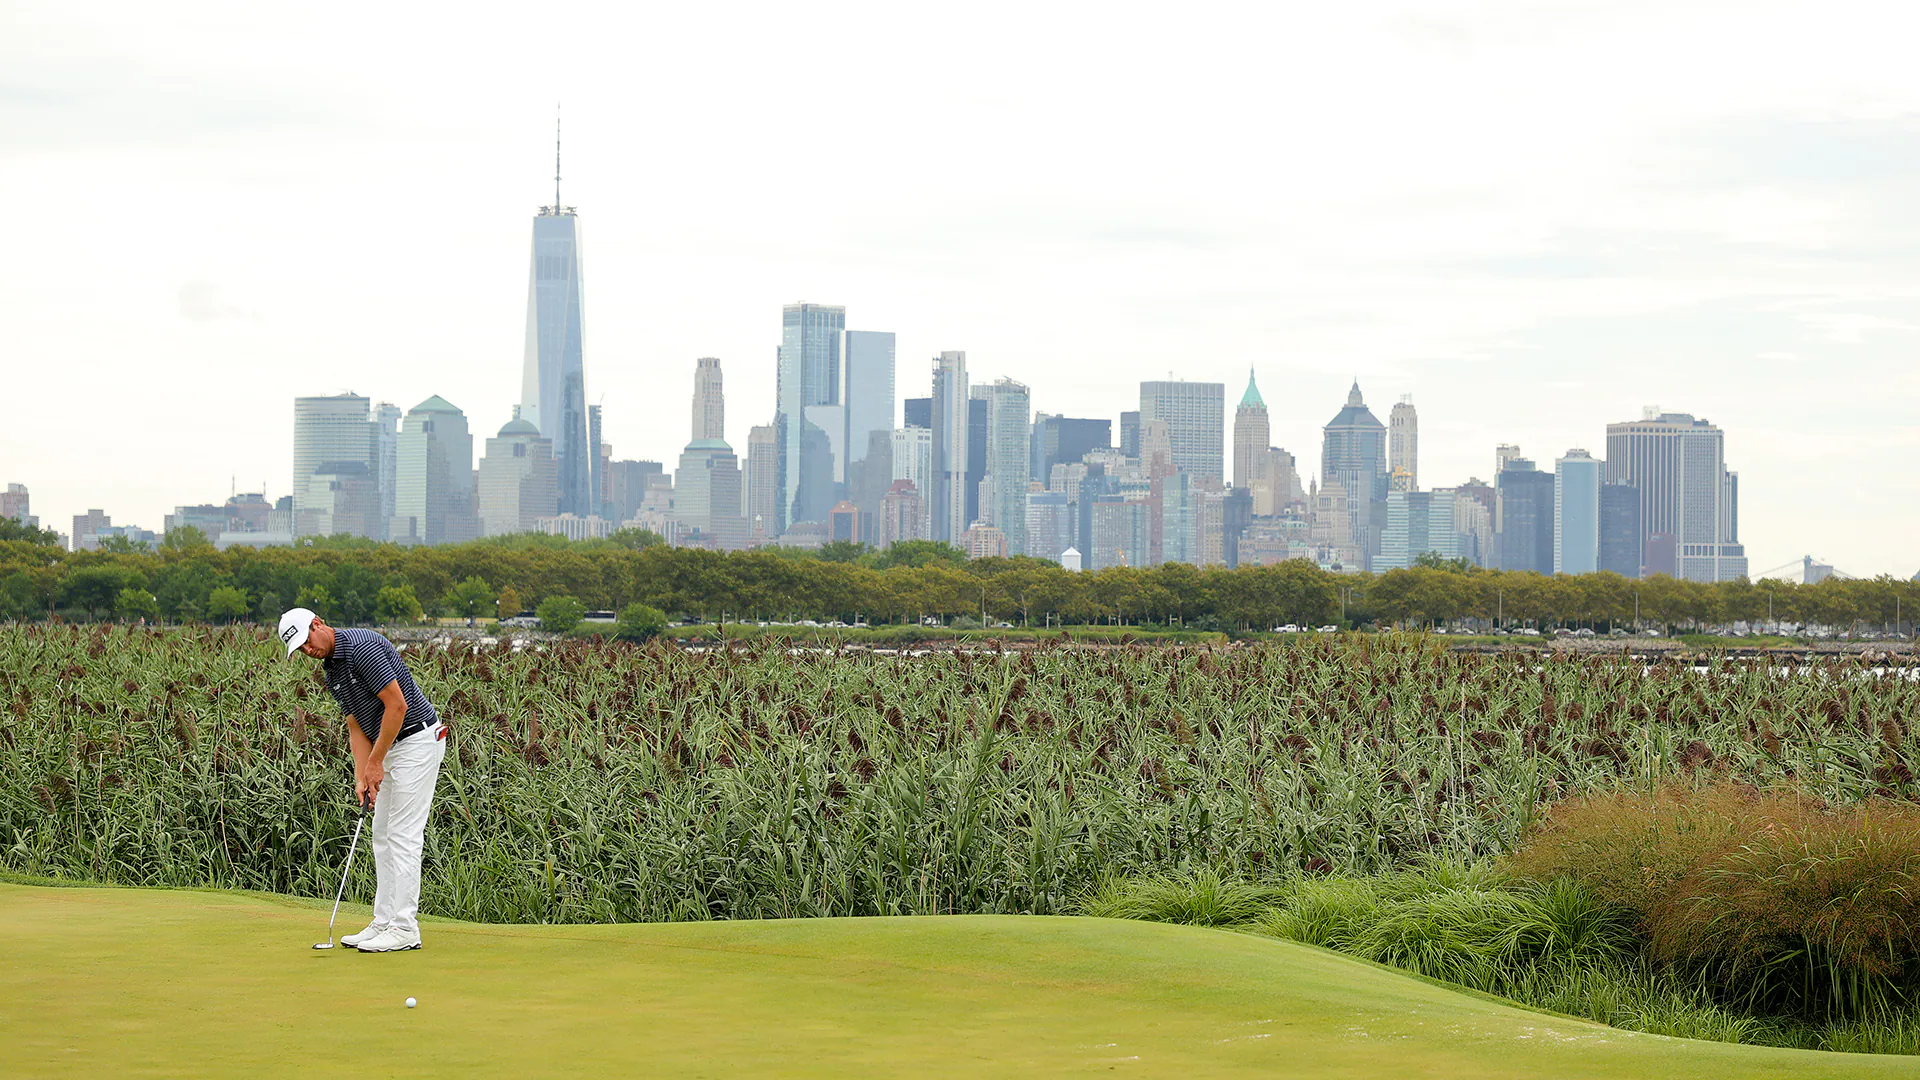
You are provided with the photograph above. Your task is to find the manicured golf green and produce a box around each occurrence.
[3,883,1910,1078]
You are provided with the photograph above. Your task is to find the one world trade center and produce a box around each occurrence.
[519,122,592,516]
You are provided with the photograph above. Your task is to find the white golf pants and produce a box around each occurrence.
[370,723,446,934]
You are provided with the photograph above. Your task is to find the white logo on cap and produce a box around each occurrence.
[281,625,299,643]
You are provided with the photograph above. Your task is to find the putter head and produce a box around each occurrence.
[313,941,335,950]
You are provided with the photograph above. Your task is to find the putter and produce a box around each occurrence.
[313,794,372,950]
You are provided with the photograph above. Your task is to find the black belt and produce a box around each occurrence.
[396,718,437,742]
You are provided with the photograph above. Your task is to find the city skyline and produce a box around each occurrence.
[4,5,1918,577]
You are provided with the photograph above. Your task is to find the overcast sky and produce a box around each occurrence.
[3,1,1917,579]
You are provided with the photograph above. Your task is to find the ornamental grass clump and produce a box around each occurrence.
[1507,783,1920,1020]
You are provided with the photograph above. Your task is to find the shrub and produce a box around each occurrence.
[537,595,586,634]
[616,603,669,643]
[1078,868,1287,926]
[1507,784,1920,1020]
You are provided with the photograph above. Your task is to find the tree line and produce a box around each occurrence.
[1,519,1914,633]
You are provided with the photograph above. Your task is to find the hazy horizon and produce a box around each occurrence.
[3,2,1917,578]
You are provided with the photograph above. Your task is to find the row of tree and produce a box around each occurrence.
[1,519,1915,633]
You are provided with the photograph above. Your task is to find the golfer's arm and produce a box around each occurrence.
[346,719,372,772]
[369,680,407,765]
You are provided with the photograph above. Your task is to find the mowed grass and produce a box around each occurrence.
[4,884,1913,1079]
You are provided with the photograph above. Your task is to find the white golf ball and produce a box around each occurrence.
[405,997,417,1009]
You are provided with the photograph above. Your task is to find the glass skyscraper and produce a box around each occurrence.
[844,330,896,474]
[519,175,592,517]
[1553,449,1602,575]
[776,303,846,532]
[1320,381,1389,570]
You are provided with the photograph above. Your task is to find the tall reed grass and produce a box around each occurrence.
[2,624,1913,925]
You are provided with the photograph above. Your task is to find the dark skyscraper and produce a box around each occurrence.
[1599,482,1642,578]
[519,123,592,516]
[1037,417,1111,480]
[1497,459,1555,575]
[966,396,987,528]
[904,397,931,430]
[1119,411,1141,459]
[1321,381,1389,570]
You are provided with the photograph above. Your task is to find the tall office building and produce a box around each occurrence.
[1118,411,1141,460]
[745,424,778,543]
[1553,449,1601,575]
[71,509,112,551]
[1599,482,1642,578]
[588,404,607,520]
[519,131,592,516]
[1378,489,1461,571]
[775,303,846,531]
[903,397,931,430]
[305,464,381,540]
[674,358,745,550]
[890,426,934,492]
[1232,369,1269,492]
[1496,458,1554,575]
[1035,416,1111,480]
[292,393,374,537]
[1139,380,1225,484]
[371,402,401,539]
[478,418,558,537]
[1495,443,1523,476]
[965,397,988,526]
[692,358,725,441]
[1025,491,1072,563]
[1089,495,1148,570]
[1389,396,1418,491]
[606,459,663,526]
[392,396,478,546]
[1321,381,1389,569]
[674,441,745,550]
[979,378,1031,555]
[1604,409,1746,582]
[2,483,34,527]
[1029,412,1052,484]
[881,480,926,546]
[844,331,896,474]
[929,352,969,545]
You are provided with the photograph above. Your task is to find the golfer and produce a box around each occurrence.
[279,607,446,953]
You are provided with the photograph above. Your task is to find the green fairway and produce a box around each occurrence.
[3,884,1911,1078]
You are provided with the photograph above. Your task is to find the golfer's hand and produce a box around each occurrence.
[355,762,383,807]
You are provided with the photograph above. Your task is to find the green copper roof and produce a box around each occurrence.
[410,394,462,414]
[498,418,540,437]
[1239,369,1265,409]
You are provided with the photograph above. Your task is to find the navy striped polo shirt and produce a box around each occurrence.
[322,627,440,743]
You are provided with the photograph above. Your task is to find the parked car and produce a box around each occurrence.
[1315,625,1340,634]
[1273,624,1300,633]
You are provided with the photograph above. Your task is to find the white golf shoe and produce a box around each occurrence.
[341,923,389,948]
[355,927,422,953]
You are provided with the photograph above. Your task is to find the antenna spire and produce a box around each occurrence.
[554,103,562,211]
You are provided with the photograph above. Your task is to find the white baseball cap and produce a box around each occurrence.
[277,607,317,657]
